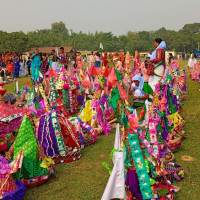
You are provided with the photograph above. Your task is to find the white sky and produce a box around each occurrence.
[0,0,200,35]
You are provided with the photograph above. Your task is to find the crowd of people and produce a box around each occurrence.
[0,52,26,82]
[1,42,195,86]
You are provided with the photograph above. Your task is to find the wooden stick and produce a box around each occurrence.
[108,118,117,124]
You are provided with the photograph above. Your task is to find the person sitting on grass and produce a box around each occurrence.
[130,74,153,108]
[129,74,153,126]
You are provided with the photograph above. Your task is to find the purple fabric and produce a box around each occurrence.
[132,68,136,73]
[2,181,26,200]
[172,93,179,110]
[163,114,169,140]
[163,125,168,140]
[99,94,107,108]
[76,85,80,90]
[38,115,59,157]
[125,170,143,199]
[97,108,111,136]
[159,148,169,158]
[77,95,84,103]
[0,155,10,174]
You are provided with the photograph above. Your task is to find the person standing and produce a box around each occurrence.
[7,60,14,76]
[71,52,77,68]
[89,51,95,67]
[31,49,41,82]
[76,52,85,70]
[41,53,48,74]
[169,53,174,64]
[146,38,166,91]
[182,53,185,60]
[59,47,67,68]
[12,52,20,79]
[51,50,60,72]
[95,52,101,68]
[1,57,6,69]
[27,57,32,75]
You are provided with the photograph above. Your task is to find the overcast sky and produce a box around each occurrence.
[0,0,199,35]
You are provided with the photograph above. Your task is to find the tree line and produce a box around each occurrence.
[0,21,200,53]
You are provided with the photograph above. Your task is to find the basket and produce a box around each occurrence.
[53,150,81,164]
[20,165,53,188]
[155,193,175,200]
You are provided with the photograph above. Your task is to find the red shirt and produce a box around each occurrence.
[7,63,14,72]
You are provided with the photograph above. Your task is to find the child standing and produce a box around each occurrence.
[7,60,14,80]
[27,57,32,75]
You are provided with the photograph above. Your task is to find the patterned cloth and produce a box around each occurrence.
[14,115,37,160]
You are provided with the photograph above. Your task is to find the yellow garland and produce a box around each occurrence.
[40,156,54,170]
[167,112,184,131]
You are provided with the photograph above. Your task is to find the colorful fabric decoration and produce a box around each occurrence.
[14,115,37,160]
[128,133,154,199]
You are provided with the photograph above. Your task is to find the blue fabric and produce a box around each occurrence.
[1,61,6,68]
[95,61,100,68]
[13,62,20,77]
[31,54,41,68]
[27,60,32,68]
[49,58,53,67]
[150,41,166,60]
[31,54,41,82]
[31,66,40,82]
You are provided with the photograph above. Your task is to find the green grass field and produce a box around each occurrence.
[4,60,200,200]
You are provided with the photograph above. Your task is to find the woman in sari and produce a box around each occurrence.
[147,38,166,91]
[31,49,41,82]
[12,52,20,78]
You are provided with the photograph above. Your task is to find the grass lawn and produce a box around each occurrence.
[4,60,200,200]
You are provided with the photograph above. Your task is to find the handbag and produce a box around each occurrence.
[147,64,154,75]
[145,60,154,76]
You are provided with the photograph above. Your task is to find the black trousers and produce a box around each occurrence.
[28,67,31,75]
